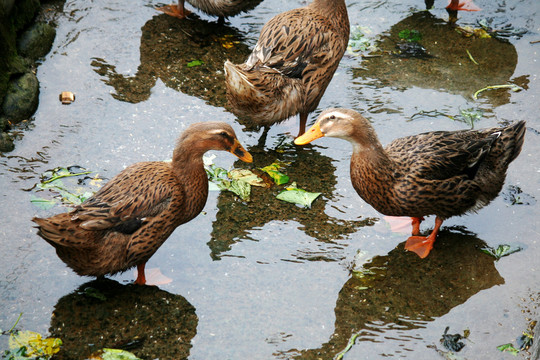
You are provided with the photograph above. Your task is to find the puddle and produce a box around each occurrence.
[1,0,539,358]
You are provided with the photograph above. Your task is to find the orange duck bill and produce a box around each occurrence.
[294,122,325,145]
[230,139,253,162]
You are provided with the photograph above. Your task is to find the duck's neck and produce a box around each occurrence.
[349,137,396,211]
[311,0,349,34]
[171,141,209,221]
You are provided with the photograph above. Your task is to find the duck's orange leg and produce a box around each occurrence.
[411,216,424,236]
[405,217,443,258]
[446,0,481,11]
[156,0,192,19]
[134,263,147,285]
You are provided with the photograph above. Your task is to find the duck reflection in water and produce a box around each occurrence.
[208,138,377,261]
[49,278,197,359]
[280,229,504,359]
[91,13,251,108]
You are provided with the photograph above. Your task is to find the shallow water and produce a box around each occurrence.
[1,0,539,358]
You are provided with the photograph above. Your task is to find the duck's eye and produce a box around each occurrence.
[219,131,228,137]
[329,115,336,120]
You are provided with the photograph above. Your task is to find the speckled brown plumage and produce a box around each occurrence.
[224,0,349,137]
[33,122,252,284]
[295,108,526,258]
[157,0,263,22]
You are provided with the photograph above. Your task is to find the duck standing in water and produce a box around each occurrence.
[157,0,264,23]
[295,108,526,258]
[33,122,252,284]
[224,0,350,138]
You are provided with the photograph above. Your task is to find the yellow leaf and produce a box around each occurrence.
[9,330,62,357]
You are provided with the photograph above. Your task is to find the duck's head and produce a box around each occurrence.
[178,122,253,162]
[295,108,367,145]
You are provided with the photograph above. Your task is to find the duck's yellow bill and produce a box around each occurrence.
[230,140,253,163]
[294,123,324,145]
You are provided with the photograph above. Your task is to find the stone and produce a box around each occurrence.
[17,22,56,61]
[2,72,39,123]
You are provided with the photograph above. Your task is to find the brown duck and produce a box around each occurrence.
[157,0,264,23]
[295,108,526,258]
[33,122,252,284]
[224,0,350,137]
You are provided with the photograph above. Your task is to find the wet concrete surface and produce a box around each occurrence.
[1,0,539,359]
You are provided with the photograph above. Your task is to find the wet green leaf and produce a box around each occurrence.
[30,196,57,210]
[187,60,204,67]
[205,162,263,201]
[221,178,252,201]
[398,29,422,42]
[264,169,289,185]
[228,169,266,187]
[276,182,321,208]
[32,166,102,209]
[89,348,142,360]
[9,330,62,358]
[260,161,290,185]
[497,343,519,355]
[481,244,523,261]
[348,26,376,54]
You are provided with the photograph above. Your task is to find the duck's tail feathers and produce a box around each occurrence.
[505,120,526,164]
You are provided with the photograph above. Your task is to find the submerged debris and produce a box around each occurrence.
[440,327,467,352]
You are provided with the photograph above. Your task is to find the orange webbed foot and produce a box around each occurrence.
[156,4,192,19]
[404,217,443,259]
[405,235,435,258]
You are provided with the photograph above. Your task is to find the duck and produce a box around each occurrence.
[33,122,252,284]
[224,0,350,139]
[295,108,526,258]
[156,0,264,24]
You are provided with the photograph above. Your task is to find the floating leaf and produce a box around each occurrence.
[32,166,102,208]
[260,160,290,185]
[30,196,57,210]
[348,26,376,54]
[187,60,204,67]
[222,178,251,201]
[9,330,62,358]
[481,244,523,261]
[497,343,519,355]
[276,182,321,208]
[228,169,266,187]
[205,163,263,201]
[88,348,142,360]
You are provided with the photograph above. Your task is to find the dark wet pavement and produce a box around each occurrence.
[1,0,539,358]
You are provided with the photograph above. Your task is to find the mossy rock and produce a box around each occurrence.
[0,131,14,152]
[17,22,56,60]
[2,72,39,122]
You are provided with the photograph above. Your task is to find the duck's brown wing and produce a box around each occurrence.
[70,162,182,235]
[387,129,500,181]
[245,8,345,78]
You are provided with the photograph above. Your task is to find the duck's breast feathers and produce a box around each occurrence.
[245,8,348,77]
[70,162,184,234]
